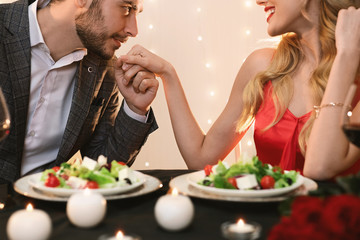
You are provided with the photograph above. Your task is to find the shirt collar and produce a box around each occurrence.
[28,0,45,48]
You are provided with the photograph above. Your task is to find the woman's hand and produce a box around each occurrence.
[335,7,360,55]
[120,44,175,82]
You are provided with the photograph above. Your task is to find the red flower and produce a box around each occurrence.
[268,195,360,240]
[321,195,360,237]
[291,196,323,225]
[268,216,330,240]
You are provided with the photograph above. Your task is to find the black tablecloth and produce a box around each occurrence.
[0,170,285,240]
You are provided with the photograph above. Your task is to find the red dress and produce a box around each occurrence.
[254,81,360,175]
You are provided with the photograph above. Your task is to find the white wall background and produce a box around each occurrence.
[120,0,272,170]
[1,0,273,169]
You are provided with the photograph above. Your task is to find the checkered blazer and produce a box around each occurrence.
[0,0,158,183]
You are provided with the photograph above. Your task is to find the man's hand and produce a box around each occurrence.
[115,58,159,116]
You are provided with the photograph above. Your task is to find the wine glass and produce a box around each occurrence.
[341,84,360,147]
[0,87,10,142]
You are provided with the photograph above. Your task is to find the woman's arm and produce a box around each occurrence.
[304,7,360,180]
[120,46,273,169]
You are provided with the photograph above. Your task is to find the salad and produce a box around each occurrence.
[40,155,140,189]
[198,156,299,190]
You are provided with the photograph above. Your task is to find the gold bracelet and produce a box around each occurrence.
[313,102,350,118]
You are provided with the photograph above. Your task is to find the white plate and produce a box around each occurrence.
[27,171,145,197]
[14,172,162,202]
[187,170,304,198]
[169,171,317,202]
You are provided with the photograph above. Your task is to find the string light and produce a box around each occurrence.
[196,7,202,12]
[148,24,154,30]
[207,119,212,124]
[205,63,211,68]
[197,36,203,41]
[244,0,252,8]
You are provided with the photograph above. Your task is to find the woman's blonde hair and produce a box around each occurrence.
[237,0,360,154]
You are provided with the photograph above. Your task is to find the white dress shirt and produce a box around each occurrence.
[21,0,147,176]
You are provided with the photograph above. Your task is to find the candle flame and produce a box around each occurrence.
[116,231,124,239]
[26,203,34,211]
[171,188,179,196]
[237,218,245,227]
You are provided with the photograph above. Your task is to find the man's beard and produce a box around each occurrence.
[75,6,114,60]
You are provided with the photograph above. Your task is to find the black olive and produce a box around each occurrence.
[202,179,211,186]
[124,178,132,185]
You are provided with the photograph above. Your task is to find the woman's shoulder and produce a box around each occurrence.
[238,48,275,79]
[245,48,275,69]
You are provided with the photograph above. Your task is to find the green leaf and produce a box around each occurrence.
[110,160,127,178]
[278,197,295,216]
[274,178,289,189]
[214,161,227,175]
[213,175,236,189]
[88,171,116,185]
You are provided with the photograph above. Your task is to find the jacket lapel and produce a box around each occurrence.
[55,54,105,164]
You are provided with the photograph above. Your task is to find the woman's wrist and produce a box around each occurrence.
[159,64,177,82]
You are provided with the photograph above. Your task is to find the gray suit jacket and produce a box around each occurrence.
[0,0,158,183]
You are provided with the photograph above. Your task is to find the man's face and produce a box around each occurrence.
[75,0,143,60]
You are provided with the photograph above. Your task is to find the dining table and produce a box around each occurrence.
[0,169,329,240]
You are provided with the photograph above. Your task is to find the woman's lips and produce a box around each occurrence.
[264,7,275,23]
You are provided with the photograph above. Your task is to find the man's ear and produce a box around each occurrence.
[74,0,91,8]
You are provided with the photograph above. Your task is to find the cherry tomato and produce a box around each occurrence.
[45,173,60,188]
[260,175,275,189]
[204,165,213,176]
[85,181,99,189]
[272,166,284,174]
[52,166,60,172]
[227,177,238,189]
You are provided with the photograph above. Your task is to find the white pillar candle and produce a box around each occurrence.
[66,188,107,228]
[154,188,194,231]
[7,203,52,240]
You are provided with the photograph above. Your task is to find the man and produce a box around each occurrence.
[0,0,158,183]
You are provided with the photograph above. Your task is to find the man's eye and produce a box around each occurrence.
[123,6,132,15]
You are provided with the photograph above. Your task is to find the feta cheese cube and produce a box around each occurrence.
[67,176,88,189]
[82,157,98,171]
[235,174,258,190]
[97,155,107,167]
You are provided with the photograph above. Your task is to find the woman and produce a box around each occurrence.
[120,0,360,180]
